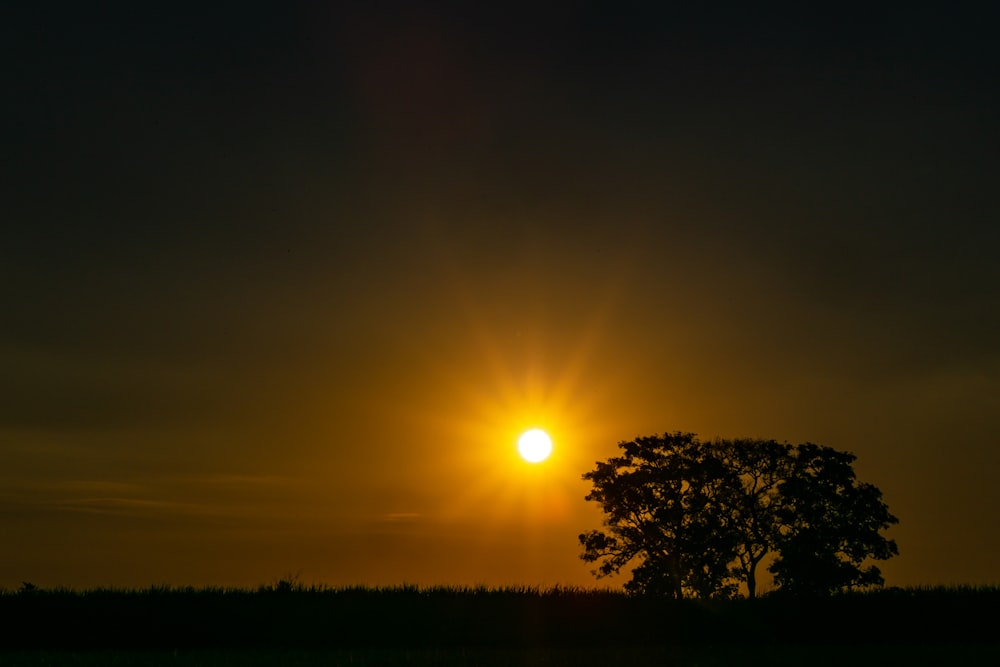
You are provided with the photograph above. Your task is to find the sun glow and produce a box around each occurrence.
[517,429,553,463]
[412,299,622,528]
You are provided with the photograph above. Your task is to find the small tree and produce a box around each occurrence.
[714,438,793,599]
[579,433,740,598]
[769,444,899,595]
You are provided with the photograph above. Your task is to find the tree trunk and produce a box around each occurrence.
[668,554,683,599]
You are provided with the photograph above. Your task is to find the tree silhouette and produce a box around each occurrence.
[714,438,793,599]
[769,444,899,595]
[579,433,739,598]
[579,433,898,598]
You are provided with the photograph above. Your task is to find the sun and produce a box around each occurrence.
[517,428,553,463]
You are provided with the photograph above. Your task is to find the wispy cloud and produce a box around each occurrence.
[39,480,145,495]
[167,473,295,487]
[52,496,210,517]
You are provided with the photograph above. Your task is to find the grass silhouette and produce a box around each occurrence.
[1,584,998,664]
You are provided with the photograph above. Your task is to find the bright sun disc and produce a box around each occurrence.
[517,429,552,463]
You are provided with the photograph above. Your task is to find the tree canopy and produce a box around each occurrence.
[579,433,898,598]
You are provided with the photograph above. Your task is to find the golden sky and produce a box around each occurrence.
[2,3,998,590]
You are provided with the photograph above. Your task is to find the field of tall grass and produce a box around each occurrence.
[3,645,1000,667]
[1,584,998,665]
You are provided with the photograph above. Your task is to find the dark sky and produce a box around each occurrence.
[2,2,998,590]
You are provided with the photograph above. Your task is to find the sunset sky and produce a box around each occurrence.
[2,3,998,591]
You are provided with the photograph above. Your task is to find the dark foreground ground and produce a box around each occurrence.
[3,645,1000,667]
[1,585,997,665]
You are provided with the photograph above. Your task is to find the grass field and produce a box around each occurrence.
[3,645,1000,667]
[1,585,997,664]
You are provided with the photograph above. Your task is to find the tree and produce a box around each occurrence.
[579,433,740,598]
[579,433,898,598]
[768,443,899,595]
[713,438,793,599]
